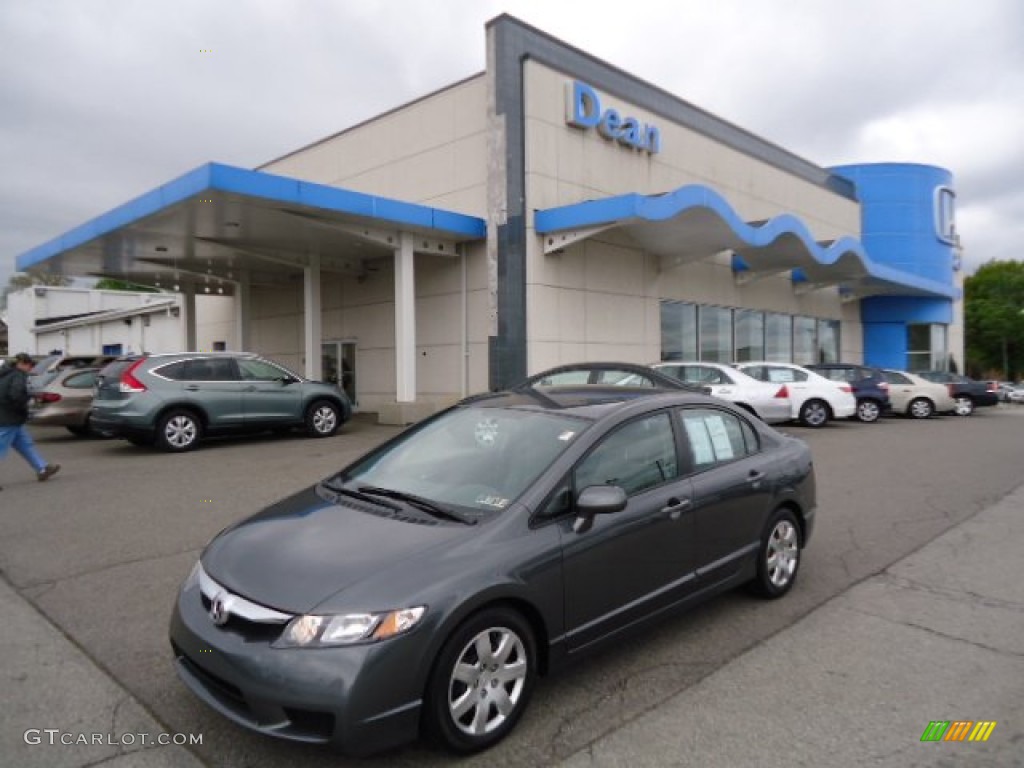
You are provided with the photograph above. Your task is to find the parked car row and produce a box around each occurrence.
[514,361,1000,428]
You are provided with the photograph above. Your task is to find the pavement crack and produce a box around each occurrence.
[847,605,1024,659]
[881,572,1024,613]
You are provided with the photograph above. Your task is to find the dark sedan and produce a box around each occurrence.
[511,361,707,392]
[170,387,816,755]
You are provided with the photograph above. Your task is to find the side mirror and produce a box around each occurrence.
[573,485,627,533]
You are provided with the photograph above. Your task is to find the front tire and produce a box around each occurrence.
[424,607,536,754]
[856,399,881,423]
[953,395,974,417]
[750,509,802,599]
[156,410,202,452]
[798,399,830,428]
[907,398,934,419]
[305,400,340,437]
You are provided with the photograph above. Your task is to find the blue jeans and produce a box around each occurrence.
[0,425,47,474]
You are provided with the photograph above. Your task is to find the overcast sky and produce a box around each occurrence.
[2,0,1021,290]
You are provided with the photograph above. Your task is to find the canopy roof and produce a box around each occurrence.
[535,185,957,300]
[16,163,487,294]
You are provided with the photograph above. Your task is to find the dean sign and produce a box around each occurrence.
[565,81,661,154]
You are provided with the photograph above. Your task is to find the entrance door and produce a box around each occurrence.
[321,341,357,406]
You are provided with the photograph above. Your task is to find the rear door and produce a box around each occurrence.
[180,357,245,427]
[676,407,774,585]
[559,411,697,651]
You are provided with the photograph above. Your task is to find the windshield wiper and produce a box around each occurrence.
[357,485,477,526]
[320,479,402,511]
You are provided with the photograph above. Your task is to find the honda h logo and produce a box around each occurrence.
[209,592,232,625]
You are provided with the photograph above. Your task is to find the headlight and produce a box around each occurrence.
[277,606,426,648]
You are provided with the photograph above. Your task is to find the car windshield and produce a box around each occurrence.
[337,406,591,514]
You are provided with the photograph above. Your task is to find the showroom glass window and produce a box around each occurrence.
[660,301,697,361]
[734,309,765,362]
[792,317,817,365]
[764,313,792,362]
[699,306,733,363]
[817,319,840,363]
[907,324,948,371]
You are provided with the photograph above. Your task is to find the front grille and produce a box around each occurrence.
[200,594,286,643]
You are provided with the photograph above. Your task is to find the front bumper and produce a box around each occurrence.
[169,579,423,756]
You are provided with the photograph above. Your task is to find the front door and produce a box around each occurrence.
[560,411,698,652]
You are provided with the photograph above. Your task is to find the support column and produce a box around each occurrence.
[395,232,416,403]
[304,255,322,380]
[234,269,251,351]
[182,284,197,351]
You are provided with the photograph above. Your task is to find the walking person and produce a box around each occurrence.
[0,353,60,491]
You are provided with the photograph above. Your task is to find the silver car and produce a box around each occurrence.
[881,369,956,418]
[653,362,792,423]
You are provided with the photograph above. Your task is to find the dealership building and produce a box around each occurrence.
[16,15,963,421]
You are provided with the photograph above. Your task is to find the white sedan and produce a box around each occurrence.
[734,362,857,428]
[652,362,792,424]
[881,369,957,418]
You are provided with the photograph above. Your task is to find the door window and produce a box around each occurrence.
[185,358,237,381]
[574,413,678,496]
[238,359,288,381]
[679,408,758,470]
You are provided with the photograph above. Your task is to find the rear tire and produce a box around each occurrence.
[907,398,934,419]
[856,399,881,423]
[749,509,802,599]
[798,399,830,428]
[423,607,536,754]
[953,396,974,417]
[156,410,202,452]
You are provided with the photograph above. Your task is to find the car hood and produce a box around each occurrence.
[202,485,480,614]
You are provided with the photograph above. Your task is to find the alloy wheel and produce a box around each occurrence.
[447,627,528,737]
[766,519,799,589]
[312,405,337,434]
[857,400,880,423]
[165,415,198,449]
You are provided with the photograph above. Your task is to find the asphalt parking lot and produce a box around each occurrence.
[2,407,1023,766]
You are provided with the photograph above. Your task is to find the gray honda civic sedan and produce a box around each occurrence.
[170,387,816,755]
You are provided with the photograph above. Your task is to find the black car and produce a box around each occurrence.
[512,361,707,393]
[916,371,999,416]
[170,387,816,755]
[806,363,892,423]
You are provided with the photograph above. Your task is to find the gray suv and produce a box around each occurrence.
[92,353,352,452]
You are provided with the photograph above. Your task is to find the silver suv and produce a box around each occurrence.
[92,352,352,452]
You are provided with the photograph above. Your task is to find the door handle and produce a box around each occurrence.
[747,470,765,488]
[185,385,200,391]
[244,386,257,392]
[660,497,692,520]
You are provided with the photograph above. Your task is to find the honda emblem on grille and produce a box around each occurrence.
[210,592,232,625]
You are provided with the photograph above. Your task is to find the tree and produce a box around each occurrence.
[964,260,1024,380]
[1,271,71,310]
[94,278,159,293]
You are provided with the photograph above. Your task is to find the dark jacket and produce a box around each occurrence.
[0,366,30,426]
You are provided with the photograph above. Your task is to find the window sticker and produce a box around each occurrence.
[475,494,510,509]
[474,418,500,448]
[682,416,715,465]
[703,414,735,461]
[558,430,576,442]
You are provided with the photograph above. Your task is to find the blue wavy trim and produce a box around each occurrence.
[535,184,957,299]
